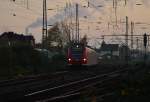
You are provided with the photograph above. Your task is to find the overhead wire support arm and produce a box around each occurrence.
[101,34,150,37]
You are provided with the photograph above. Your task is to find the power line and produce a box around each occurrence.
[10,0,42,16]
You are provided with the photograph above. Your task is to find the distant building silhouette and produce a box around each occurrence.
[100,41,119,60]
[119,45,130,60]
[0,32,35,47]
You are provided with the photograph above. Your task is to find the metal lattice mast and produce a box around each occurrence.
[126,16,128,47]
[131,22,134,49]
[125,16,129,65]
[75,4,79,42]
[77,4,80,42]
[27,0,29,9]
[125,0,127,6]
[42,0,48,48]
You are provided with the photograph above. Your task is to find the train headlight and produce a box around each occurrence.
[68,58,71,61]
[83,58,87,61]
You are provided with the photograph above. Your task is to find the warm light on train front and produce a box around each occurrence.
[68,58,72,64]
[82,58,87,64]
[83,58,87,61]
[68,58,71,61]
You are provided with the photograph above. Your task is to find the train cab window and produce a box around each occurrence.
[70,43,84,59]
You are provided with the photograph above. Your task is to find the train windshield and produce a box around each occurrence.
[70,43,84,59]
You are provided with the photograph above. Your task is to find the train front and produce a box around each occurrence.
[67,43,87,66]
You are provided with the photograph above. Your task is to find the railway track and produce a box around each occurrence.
[0,71,68,87]
[0,65,129,102]
[0,66,115,101]
[16,69,127,102]
[0,71,69,101]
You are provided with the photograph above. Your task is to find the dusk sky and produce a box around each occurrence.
[0,0,150,43]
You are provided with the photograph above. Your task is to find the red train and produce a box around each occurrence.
[67,43,98,66]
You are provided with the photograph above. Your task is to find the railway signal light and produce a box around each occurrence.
[143,33,147,48]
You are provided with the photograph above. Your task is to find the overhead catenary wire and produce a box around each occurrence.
[10,0,42,16]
